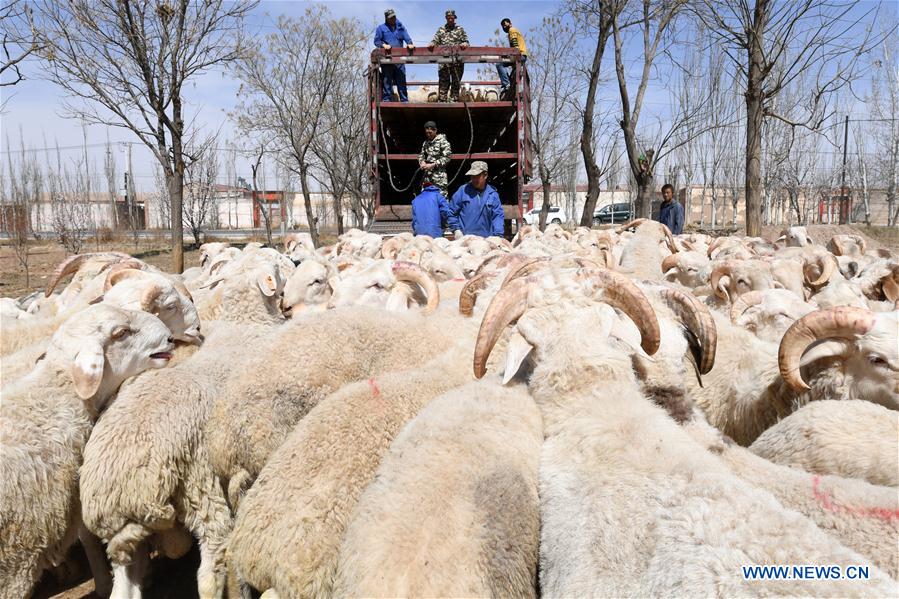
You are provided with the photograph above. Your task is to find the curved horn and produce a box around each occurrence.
[458,271,497,316]
[709,263,734,301]
[380,236,403,259]
[850,235,867,255]
[829,235,846,256]
[472,252,504,277]
[171,279,193,302]
[729,289,766,323]
[140,283,165,312]
[45,254,90,297]
[473,277,530,379]
[104,267,148,292]
[661,254,680,274]
[659,286,717,375]
[576,268,660,355]
[659,223,678,254]
[706,236,725,259]
[778,307,876,392]
[804,254,836,287]
[392,261,440,314]
[615,218,648,233]
[501,256,552,289]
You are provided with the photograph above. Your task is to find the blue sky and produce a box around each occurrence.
[0,0,891,191]
[0,1,557,192]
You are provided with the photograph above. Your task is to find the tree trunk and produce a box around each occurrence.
[578,13,611,227]
[636,176,653,219]
[743,1,767,237]
[332,193,344,235]
[167,170,184,273]
[538,175,552,231]
[299,166,319,247]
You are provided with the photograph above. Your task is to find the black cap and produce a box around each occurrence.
[423,120,437,129]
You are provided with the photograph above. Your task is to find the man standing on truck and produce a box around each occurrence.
[449,161,504,238]
[412,177,455,238]
[419,120,452,198]
[374,9,414,102]
[428,9,469,102]
[495,18,527,100]
[657,183,684,235]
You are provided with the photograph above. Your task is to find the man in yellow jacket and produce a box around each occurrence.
[495,18,527,100]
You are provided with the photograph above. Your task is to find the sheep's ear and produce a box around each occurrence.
[71,341,105,399]
[385,285,410,312]
[140,283,164,312]
[883,277,899,302]
[502,331,533,385]
[257,274,278,297]
[799,339,852,368]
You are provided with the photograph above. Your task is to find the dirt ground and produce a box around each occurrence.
[0,239,203,299]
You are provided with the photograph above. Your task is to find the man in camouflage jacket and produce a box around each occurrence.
[428,9,469,102]
[419,120,452,198]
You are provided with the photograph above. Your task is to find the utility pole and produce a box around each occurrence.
[840,114,849,224]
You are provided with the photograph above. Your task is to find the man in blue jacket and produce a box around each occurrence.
[412,178,455,238]
[449,161,505,237]
[657,183,684,234]
[374,9,414,102]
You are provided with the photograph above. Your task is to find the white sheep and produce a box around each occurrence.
[332,379,542,597]
[684,417,899,579]
[0,305,174,598]
[749,400,899,487]
[79,261,286,599]
[227,327,494,597]
[473,277,897,596]
[205,305,456,510]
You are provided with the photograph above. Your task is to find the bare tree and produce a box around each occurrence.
[235,7,361,247]
[612,0,709,218]
[868,30,899,226]
[103,136,119,231]
[31,0,256,271]
[1,1,42,88]
[565,0,617,226]
[249,145,274,247]
[46,141,93,254]
[695,0,885,236]
[3,135,41,289]
[309,27,369,236]
[183,139,219,245]
[529,16,579,230]
[849,122,872,226]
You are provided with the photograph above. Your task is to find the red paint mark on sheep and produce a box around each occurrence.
[812,475,899,522]
[368,378,381,398]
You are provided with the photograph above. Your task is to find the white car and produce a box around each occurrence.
[522,206,566,226]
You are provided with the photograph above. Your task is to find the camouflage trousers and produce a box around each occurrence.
[437,64,464,102]
[428,168,449,198]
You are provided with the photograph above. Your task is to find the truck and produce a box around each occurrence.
[368,46,533,236]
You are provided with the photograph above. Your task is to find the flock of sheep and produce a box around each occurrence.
[0,219,897,599]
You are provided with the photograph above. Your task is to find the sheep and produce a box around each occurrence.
[79,261,287,599]
[616,219,678,279]
[682,307,897,446]
[0,305,174,599]
[778,225,811,247]
[332,379,542,598]
[1,267,199,384]
[684,417,899,579]
[327,260,440,313]
[205,305,456,509]
[280,257,335,316]
[194,256,286,322]
[472,275,897,596]
[661,250,710,289]
[728,288,817,342]
[227,325,494,597]
[198,242,231,267]
[749,400,899,487]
